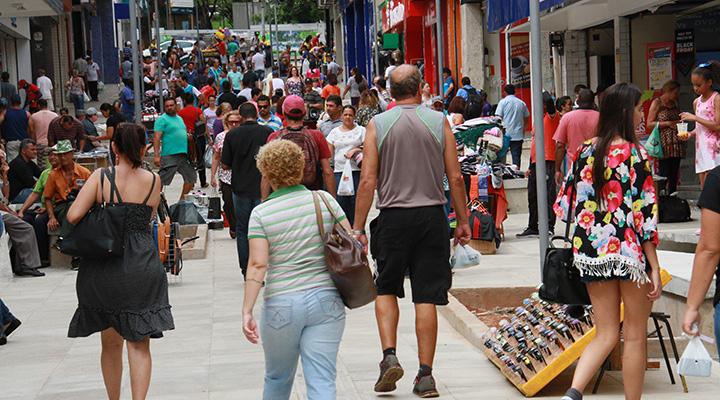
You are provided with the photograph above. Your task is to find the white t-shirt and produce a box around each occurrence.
[271,78,285,95]
[252,52,265,71]
[238,87,252,101]
[36,76,53,99]
[326,125,366,173]
[302,58,310,77]
[86,62,100,81]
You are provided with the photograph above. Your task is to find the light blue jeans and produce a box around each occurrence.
[715,304,720,360]
[261,287,346,400]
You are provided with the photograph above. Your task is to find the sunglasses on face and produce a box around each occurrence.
[258,104,269,109]
[227,119,242,125]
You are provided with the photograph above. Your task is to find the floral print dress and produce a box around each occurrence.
[554,140,659,284]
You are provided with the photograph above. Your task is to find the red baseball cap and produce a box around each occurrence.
[282,95,306,118]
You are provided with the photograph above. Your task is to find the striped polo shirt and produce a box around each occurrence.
[248,185,346,299]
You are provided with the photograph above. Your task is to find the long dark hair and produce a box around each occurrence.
[591,83,642,198]
[113,123,147,168]
[542,91,556,116]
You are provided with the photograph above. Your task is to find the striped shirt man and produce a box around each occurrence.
[248,186,346,298]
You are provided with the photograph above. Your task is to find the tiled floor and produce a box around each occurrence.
[2,177,719,399]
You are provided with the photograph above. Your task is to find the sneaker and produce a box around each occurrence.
[374,354,404,393]
[413,374,439,398]
[516,228,539,238]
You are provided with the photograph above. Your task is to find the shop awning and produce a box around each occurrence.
[506,0,677,32]
[487,0,565,32]
[1,0,63,18]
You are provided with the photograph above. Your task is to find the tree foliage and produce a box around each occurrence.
[195,0,324,28]
[274,0,324,23]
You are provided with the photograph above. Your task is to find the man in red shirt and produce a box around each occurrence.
[261,95,336,199]
[18,80,42,113]
[177,92,208,187]
[553,89,600,185]
[200,76,217,107]
[518,93,560,237]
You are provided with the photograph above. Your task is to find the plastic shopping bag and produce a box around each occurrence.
[450,244,481,269]
[677,336,713,377]
[338,162,355,196]
[204,146,214,169]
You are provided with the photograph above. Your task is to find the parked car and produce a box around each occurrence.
[143,40,195,58]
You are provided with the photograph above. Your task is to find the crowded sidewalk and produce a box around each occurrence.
[1,173,719,399]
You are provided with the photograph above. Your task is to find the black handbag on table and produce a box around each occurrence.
[58,167,129,259]
[539,161,591,305]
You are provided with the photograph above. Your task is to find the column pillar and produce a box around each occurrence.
[613,16,631,84]
[461,3,484,89]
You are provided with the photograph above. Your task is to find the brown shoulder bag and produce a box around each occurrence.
[312,191,376,309]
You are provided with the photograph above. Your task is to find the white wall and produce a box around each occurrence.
[0,17,32,103]
[461,3,485,91]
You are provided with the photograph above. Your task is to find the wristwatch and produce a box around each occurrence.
[351,229,366,235]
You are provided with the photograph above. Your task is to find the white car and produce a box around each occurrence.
[143,40,195,57]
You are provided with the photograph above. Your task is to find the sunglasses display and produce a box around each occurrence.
[481,295,595,395]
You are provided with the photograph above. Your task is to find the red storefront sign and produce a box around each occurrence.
[382,0,406,32]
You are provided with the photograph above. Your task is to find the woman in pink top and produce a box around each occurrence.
[680,62,720,188]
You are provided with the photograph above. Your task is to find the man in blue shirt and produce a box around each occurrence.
[442,67,455,108]
[495,84,529,168]
[256,95,282,131]
[456,77,477,101]
[119,82,135,121]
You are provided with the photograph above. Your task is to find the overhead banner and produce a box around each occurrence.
[487,0,564,32]
[675,29,695,77]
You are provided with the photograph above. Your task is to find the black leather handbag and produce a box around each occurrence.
[59,168,129,259]
[539,162,591,305]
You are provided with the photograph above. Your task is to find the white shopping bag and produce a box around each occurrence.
[338,162,355,196]
[677,336,713,377]
[450,244,481,269]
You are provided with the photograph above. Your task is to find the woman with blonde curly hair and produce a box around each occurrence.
[242,139,351,400]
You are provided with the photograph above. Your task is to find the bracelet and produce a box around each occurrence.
[246,278,265,287]
[352,229,366,235]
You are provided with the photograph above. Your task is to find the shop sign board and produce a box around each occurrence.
[647,42,674,90]
[675,29,695,77]
[509,34,531,88]
[382,0,406,32]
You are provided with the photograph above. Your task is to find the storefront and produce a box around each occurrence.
[339,0,375,81]
[379,0,438,91]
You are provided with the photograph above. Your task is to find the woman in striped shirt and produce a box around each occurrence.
[242,139,351,400]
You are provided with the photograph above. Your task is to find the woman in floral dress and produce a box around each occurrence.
[556,83,662,400]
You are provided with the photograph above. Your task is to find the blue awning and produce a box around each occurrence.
[487,0,565,32]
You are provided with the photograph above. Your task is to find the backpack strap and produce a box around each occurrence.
[142,173,157,205]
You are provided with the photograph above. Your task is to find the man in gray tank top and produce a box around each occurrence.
[353,64,471,397]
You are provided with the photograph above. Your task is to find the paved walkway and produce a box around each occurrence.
[2,174,720,398]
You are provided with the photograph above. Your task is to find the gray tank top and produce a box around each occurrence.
[373,104,446,209]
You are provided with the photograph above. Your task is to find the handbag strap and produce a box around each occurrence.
[312,191,325,237]
[563,152,580,240]
[107,166,123,204]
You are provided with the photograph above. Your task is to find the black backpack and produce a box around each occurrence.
[464,87,486,119]
[465,87,483,106]
[658,195,692,223]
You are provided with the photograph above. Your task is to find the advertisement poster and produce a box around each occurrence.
[509,34,530,88]
[647,42,674,90]
[675,29,695,77]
